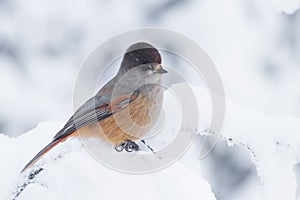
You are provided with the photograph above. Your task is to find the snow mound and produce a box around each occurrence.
[0,120,216,200]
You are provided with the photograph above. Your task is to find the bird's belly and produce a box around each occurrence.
[76,94,162,145]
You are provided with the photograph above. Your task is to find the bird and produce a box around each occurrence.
[21,42,168,173]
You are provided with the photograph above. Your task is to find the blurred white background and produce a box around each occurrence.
[1,0,300,199]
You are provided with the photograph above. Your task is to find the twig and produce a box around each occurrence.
[199,129,264,188]
[11,167,45,200]
[11,149,71,200]
[140,139,162,159]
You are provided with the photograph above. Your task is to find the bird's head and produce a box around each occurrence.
[118,42,167,78]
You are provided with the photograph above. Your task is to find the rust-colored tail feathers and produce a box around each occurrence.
[21,133,73,173]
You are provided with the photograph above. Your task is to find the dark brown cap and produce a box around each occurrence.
[119,42,161,74]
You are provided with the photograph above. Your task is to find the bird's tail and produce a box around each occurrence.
[21,133,74,173]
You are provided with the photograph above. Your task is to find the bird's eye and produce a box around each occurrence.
[146,65,154,75]
[148,65,154,70]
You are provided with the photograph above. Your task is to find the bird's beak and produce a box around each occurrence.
[155,65,168,74]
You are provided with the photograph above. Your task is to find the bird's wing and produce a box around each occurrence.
[53,89,140,140]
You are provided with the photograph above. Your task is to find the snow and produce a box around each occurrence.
[219,100,300,200]
[0,120,216,200]
[1,85,300,199]
[194,85,300,200]
[264,0,300,14]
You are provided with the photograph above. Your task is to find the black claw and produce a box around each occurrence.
[115,140,140,153]
[115,143,126,152]
[124,140,140,152]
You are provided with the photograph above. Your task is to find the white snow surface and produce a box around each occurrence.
[0,119,216,200]
[1,86,300,199]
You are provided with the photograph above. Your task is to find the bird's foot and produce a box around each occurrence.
[115,140,140,152]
